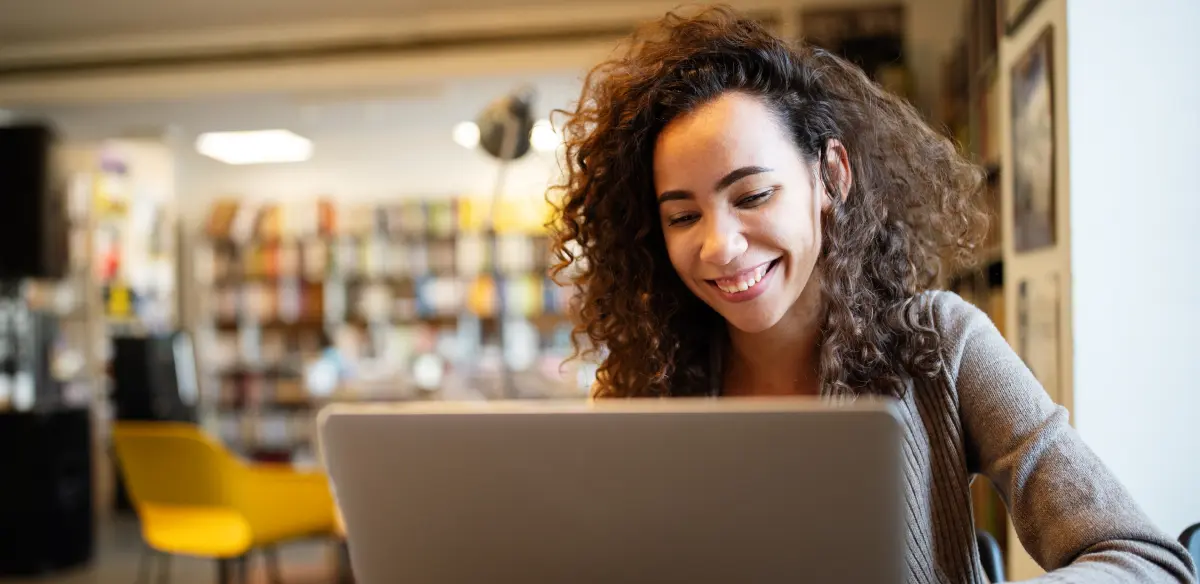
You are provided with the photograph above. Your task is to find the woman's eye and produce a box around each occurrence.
[667,213,698,227]
[736,188,775,208]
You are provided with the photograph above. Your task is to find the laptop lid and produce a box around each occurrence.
[320,397,906,584]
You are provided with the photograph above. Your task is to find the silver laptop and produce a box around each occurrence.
[319,397,906,584]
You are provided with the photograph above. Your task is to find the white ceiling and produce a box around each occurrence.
[20,71,583,141]
[0,0,580,44]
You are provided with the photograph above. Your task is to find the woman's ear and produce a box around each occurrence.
[825,139,853,203]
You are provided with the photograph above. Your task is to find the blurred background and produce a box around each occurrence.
[0,0,1194,582]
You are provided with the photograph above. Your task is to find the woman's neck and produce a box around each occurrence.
[723,278,824,397]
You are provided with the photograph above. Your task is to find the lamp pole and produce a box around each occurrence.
[485,99,524,400]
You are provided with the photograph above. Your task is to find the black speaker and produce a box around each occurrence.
[111,334,198,424]
[0,123,68,280]
[0,408,94,576]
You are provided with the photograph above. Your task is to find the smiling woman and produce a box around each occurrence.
[548,5,986,400]
[545,5,1196,584]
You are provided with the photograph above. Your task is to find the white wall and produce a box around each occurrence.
[1066,0,1200,538]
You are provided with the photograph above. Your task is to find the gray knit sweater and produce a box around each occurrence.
[861,291,1197,583]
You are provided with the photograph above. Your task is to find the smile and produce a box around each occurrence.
[706,259,780,300]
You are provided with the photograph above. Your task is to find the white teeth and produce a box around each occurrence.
[717,263,770,294]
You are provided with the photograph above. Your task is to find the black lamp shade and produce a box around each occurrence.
[475,88,536,161]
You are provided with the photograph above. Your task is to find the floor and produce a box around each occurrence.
[2,515,342,584]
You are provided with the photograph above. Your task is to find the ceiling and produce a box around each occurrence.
[22,72,583,140]
[0,0,580,44]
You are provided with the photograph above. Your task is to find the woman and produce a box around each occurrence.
[547,6,1195,584]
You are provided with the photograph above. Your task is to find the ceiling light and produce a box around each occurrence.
[453,121,480,149]
[195,129,312,165]
[530,119,561,153]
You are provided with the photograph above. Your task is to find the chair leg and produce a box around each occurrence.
[216,559,232,584]
[156,552,172,584]
[236,555,249,584]
[336,540,353,584]
[135,548,155,584]
[263,546,284,584]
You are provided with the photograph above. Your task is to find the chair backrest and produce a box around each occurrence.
[976,529,1006,583]
[111,422,236,509]
[1181,523,1200,567]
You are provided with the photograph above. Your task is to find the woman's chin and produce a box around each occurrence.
[719,308,783,335]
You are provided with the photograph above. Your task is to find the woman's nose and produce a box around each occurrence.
[698,216,748,266]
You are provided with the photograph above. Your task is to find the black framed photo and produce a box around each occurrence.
[1010,26,1055,253]
[1002,0,1045,35]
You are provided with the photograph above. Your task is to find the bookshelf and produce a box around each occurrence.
[941,0,1009,555]
[940,0,1005,325]
[193,196,589,464]
[47,140,177,519]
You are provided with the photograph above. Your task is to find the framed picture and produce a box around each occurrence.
[1010,26,1055,253]
[1002,0,1045,35]
[1016,272,1061,402]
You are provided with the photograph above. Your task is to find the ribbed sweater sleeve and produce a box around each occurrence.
[933,292,1197,583]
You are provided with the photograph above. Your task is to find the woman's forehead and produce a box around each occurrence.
[653,94,797,191]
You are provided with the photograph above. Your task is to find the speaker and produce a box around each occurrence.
[111,333,198,424]
[0,408,94,576]
[0,123,68,280]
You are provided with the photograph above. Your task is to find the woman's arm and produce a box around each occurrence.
[934,292,1196,583]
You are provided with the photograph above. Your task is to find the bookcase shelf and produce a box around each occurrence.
[941,0,1009,558]
[193,195,588,464]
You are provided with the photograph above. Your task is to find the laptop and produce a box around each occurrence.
[319,397,906,584]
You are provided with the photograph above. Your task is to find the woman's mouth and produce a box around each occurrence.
[707,259,780,302]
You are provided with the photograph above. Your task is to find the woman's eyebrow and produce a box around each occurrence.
[657,165,774,203]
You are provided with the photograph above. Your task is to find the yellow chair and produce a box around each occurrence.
[111,422,336,584]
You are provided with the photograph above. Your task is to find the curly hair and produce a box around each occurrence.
[547,5,988,399]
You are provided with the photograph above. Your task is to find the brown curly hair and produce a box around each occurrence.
[547,5,988,399]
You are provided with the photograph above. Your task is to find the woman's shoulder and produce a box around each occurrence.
[918,289,1005,376]
[920,289,990,329]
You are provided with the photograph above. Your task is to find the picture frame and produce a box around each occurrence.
[1016,272,1061,402]
[1010,26,1055,253]
[1002,0,1045,36]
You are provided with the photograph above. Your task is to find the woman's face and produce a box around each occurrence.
[653,92,825,334]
